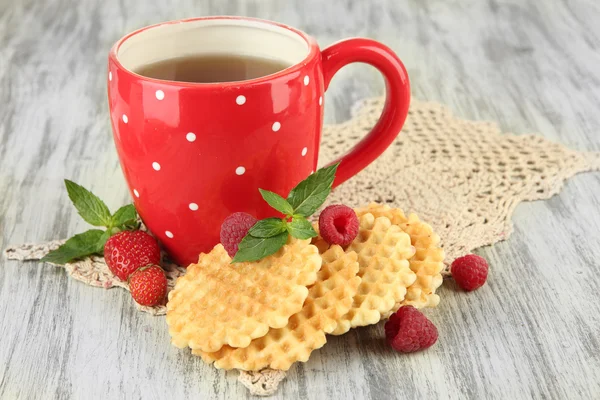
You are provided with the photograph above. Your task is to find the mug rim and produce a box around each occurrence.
[108,16,320,88]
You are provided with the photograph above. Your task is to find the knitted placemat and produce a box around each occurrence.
[4,97,600,396]
[322,98,599,264]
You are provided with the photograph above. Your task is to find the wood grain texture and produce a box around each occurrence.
[1,0,599,399]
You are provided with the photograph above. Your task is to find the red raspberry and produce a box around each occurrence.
[129,264,168,306]
[220,212,258,258]
[451,254,489,291]
[104,230,161,281]
[318,205,359,246]
[385,306,438,353]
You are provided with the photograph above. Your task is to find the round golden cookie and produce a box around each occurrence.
[318,213,417,335]
[166,238,322,353]
[354,203,445,309]
[195,245,361,371]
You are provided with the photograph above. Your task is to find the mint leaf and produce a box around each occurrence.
[112,204,138,227]
[232,232,288,263]
[237,163,341,264]
[94,230,112,255]
[259,189,294,215]
[41,229,105,265]
[287,163,339,217]
[64,180,112,227]
[248,218,287,238]
[287,217,317,240]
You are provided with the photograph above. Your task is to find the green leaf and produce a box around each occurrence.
[94,229,112,255]
[232,231,288,263]
[259,189,294,215]
[287,217,318,240]
[111,204,138,227]
[248,218,287,238]
[64,180,112,227]
[41,229,105,265]
[287,163,339,217]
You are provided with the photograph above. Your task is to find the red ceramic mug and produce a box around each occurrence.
[108,16,410,265]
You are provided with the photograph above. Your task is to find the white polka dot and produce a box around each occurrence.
[302,147,308,156]
[122,114,128,124]
[152,162,161,171]
[272,122,281,132]
[319,96,323,106]
[236,95,246,105]
[109,71,112,81]
[186,132,196,142]
[155,90,165,100]
[236,166,246,175]
[189,203,199,211]
[310,170,314,174]
[165,231,174,239]
[303,75,310,86]
[133,189,139,198]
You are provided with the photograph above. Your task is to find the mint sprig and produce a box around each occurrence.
[259,189,294,215]
[65,180,113,227]
[232,163,339,263]
[287,217,317,240]
[249,218,287,238]
[41,230,105,265]
[287,164,338,217]
[41,180,140,265]
[111,204,138,228]
[232,231,289,263]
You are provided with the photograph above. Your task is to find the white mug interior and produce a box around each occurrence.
[117,18,310,74]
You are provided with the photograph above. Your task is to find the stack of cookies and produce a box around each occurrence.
[166,204,444,371]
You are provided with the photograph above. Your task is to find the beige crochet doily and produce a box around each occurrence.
[4,97,600,396]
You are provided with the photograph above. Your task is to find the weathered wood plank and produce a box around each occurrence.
[1,0,599,399]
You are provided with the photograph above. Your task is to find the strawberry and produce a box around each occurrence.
[104,230,161,281]
[128,265,168,306]
[41,180,141,266]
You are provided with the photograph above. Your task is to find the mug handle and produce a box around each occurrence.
[321,38,411,187]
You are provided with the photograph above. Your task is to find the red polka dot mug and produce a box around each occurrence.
[108,16,410,265]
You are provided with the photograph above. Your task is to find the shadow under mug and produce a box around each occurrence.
[108,16,410,266]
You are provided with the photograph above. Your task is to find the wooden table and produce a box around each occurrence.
[1,0,599,398]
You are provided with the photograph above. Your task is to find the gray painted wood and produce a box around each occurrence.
[1,0,599,399]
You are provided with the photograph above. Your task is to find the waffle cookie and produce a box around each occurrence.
[166,238,322,353]
[354,203,445,309]
[325,213,417,335]
[195,246,361,371]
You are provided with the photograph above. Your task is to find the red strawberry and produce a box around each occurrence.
[104,230,161,281]
[128,265,167,306]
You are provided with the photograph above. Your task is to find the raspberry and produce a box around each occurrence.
[318,205,359,246]
[385,306,438,353]
[451,254,489,291]
[220,212,258,258]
